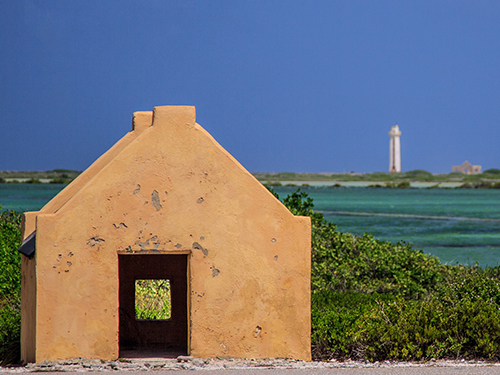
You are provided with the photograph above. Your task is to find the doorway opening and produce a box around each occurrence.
[119,254,188,358]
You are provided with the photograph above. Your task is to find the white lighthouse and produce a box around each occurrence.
[389,125,401,173]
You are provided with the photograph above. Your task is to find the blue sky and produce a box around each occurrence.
[1,1,499,173]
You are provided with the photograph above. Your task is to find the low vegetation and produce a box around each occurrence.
[2,169,500,186]
[135,279,172,320]
[458,181,500,189]
[0,169,80,184]
[256,170,500,186]
[0,208,21,366]
[279,189,500,361]
[1,190,500,365]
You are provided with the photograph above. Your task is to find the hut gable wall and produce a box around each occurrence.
[31,106,311,362]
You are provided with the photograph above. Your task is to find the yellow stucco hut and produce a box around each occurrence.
[19,106,311,363]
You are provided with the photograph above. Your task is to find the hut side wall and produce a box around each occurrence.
[20,212,37,363]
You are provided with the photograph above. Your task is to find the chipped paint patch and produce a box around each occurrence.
[254,326,262,338]
[192,242,208,257]
[135,235,160,251]
[152,190,162,210]
[87,237,105,247]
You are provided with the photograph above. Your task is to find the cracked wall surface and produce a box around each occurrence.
[21,106,311,363]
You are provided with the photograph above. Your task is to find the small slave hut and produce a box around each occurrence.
[19,106,311,363]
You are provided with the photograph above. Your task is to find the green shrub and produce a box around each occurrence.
[135,279,171,320]
[24,178,41,184]
[263,181,282,187]
[396,181,411,189]
[402,170,434,182]
[356,295,500,361]
[0,207,21,365]
[385,181,411,189]
[458,181,500,189]
[49,178,71,184]
[404,169,433,177]
[311,290,390,360]
[483,168,500,175]
[279,188,500,361]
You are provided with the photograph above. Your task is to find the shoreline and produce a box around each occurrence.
[0,179,480,189]
[260,180,463,188]
[0,177,497,189]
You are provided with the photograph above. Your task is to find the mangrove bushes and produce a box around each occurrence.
[0,208,21,365]
[280,189,500,361]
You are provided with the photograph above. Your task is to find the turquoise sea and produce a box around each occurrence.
[1,184,499,267]
[0,184,66,213]
[274,186,500,268]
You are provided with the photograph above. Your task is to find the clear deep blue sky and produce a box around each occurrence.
[1,1,499,173]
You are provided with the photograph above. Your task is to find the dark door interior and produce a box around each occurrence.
[119,254,188,358]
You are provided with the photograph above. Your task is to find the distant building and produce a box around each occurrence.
[389,125,401,173]
[452,161,481,175]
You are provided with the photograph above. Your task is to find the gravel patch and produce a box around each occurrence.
[1,357,500,372]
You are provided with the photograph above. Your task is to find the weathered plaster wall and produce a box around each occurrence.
[20,112,154,363]
[23,106,311,362]
[20,213,37,363]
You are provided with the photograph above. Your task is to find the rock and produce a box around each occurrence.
[177,355,194,362]
[192,358,205,367]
